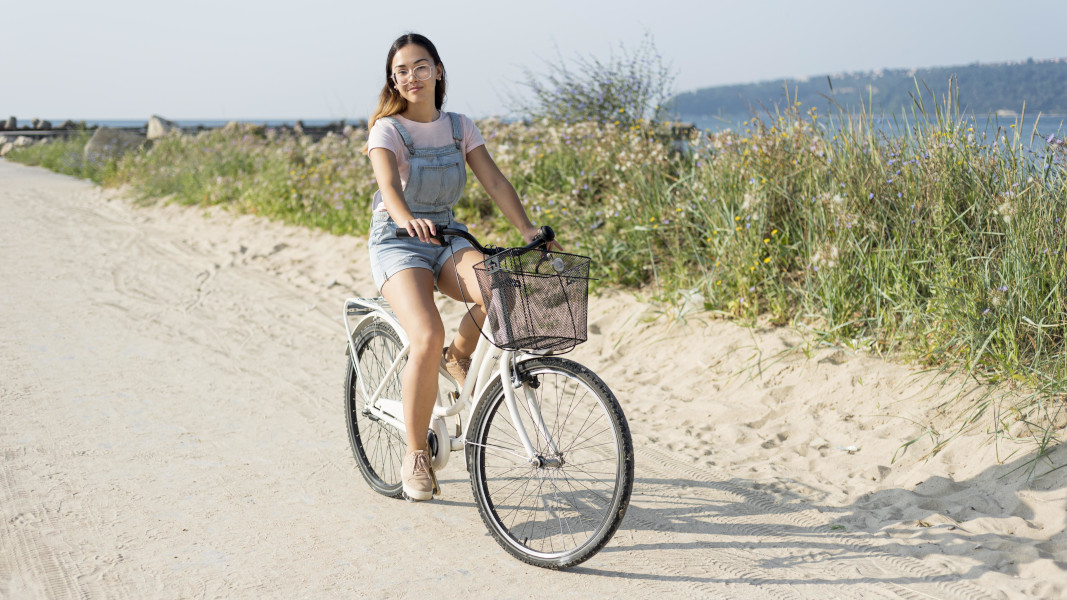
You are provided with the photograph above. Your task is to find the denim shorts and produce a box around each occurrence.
[368,211,474,292]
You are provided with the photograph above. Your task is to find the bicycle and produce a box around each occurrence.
[342,226,634,569]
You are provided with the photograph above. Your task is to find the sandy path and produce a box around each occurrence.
[1,159,1063,599]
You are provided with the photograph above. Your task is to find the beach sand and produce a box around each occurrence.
[1,159,1064,598]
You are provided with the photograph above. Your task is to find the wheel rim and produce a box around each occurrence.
[349,324,406,490]
[475,366,624,559]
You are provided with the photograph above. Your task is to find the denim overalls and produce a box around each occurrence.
[368,112,473,292]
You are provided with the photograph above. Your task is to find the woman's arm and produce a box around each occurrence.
[368,147,438,243]
[466,145,543,243]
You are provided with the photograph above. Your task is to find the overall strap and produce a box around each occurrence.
[447,112,462,150]
[381,116,416,154]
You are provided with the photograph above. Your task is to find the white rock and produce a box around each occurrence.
[83,127,146,164]
[147,115,181,140]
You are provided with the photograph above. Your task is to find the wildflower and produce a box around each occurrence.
[763,238,770,243]
[868,193,874,200]
[763,257,771,263]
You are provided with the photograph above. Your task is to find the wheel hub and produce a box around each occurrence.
[532,455,565,468]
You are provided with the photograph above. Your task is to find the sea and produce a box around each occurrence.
[62,114,1067,144]
[681,112,1067,140]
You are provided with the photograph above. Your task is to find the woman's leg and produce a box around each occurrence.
[437,247,486,359]
[380,267,444,452]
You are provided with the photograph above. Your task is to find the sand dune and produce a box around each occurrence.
[1,159,1064,598]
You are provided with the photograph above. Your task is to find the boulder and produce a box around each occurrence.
[58,120,77,130]
[147,115,181,139]
[33,119,53,130]
[1,136,33,157]
[83,127,146,164]
[4,116,16,130]
[221,121,265,137]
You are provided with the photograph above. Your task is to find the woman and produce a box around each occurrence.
[364,33,546,501]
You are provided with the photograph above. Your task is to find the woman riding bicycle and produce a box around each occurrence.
[364,33,550,501]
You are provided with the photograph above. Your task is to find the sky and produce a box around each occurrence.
[4,0,1065,121]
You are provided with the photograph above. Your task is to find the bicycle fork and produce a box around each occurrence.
[496,351,563,468]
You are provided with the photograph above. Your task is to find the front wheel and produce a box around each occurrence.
[465,357,634,569]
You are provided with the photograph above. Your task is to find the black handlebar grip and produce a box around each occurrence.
[394,228,443,243]
[537,225,555,244]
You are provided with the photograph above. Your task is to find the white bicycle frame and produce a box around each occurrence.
[343,297,561,472]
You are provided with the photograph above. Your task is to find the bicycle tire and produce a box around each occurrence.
[465,357,634,569]
[344,317,406,498]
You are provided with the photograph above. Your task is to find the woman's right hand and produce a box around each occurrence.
[402,217,439,244]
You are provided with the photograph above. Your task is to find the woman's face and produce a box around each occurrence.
[390,44,441,105]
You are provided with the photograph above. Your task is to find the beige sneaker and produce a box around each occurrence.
[401,450,435,501]
[442,347,471,388]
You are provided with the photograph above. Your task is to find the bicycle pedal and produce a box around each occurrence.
[429,467,441,497]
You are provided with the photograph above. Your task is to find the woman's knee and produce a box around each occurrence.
[409,319,446,355]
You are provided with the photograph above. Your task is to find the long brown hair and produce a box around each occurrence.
[363,33,447,153]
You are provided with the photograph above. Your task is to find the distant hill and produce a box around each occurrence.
[672,58,1067,118]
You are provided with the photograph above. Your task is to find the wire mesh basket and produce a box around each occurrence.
[474,248,592,353]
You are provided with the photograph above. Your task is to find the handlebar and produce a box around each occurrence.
[395,225,555,255]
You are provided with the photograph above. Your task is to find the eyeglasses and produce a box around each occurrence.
[392,64,434,84]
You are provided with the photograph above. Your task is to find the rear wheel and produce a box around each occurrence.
[345,318,406,498]
[466,357,633,569]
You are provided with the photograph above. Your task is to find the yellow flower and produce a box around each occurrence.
[734,216,741,221]
[772,229,778,235]
[763,238,770,243]
[763,257,771,263]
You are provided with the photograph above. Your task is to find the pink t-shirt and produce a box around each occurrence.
[367,112,485,211]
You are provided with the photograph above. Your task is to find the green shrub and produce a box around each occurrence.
[509,34,675,126]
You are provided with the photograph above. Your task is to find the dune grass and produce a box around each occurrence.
[8,93,1066,458]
